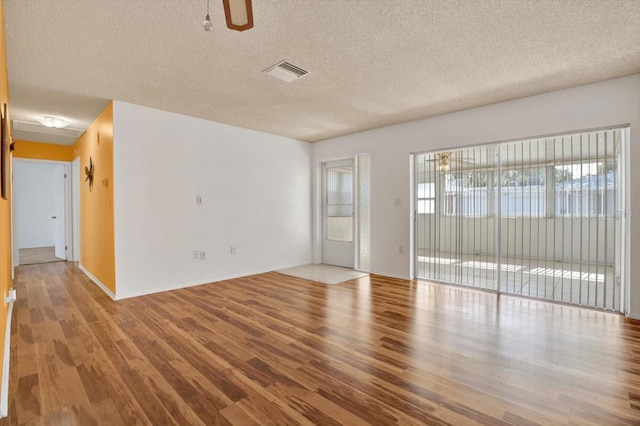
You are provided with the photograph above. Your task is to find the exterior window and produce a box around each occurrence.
[442,172,491,217]
[554,161,617,217]
[438,163,617,218]
[417,182,435,214]
[498,167,546,217]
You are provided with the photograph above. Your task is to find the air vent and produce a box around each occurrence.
[263,60,309,82]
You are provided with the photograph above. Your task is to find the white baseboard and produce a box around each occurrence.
[78,264,116,300]
[626,312,640,321]
[80,260,405,301]
[0,298,15,418]
[371,270,411,280]
[115,278,220,300]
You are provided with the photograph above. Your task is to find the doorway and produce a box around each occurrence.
[321,155,372,270]
[13,159,71,265]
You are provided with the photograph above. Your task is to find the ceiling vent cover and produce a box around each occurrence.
[264,60,309,82]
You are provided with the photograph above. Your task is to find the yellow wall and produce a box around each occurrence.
[0,0,11,402]
[73,103,115,293]
[13,140,73,162]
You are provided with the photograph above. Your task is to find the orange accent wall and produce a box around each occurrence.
[73,103,115,293]
[0,0,11,403]
[12,140,74,162]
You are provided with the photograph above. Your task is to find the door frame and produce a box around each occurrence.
[12,158,73,265]
[314,154,372,271]
[71,158,80,262]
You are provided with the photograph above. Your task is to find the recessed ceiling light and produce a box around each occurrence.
[13,120,83,137]
[39,116,69,128]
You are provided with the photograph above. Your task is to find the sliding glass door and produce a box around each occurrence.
[414,127,626,311]
[415,146,498,291]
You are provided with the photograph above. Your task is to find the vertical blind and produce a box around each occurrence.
[415,127,624,311]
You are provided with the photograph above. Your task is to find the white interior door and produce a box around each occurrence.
[322,160,354,268]
[53,165,67,260]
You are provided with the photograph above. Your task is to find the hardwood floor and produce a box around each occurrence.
[2,262,640,425]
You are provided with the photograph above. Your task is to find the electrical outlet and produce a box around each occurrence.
[196,195,202,205]
[3,288,16,307]
[7,288,15,302]
[230,246,236,255]
[200,251,206,260]
[193,250,200,259]
[398,245,404,254]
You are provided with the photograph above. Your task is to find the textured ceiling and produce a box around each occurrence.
[4,0,640,145]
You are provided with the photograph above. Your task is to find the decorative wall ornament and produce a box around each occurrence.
[85,156,95,191]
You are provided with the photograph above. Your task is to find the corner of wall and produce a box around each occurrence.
[74,102,116,296]
[626,312,640,321]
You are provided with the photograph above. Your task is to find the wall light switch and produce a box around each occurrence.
[196,195,202,205]
[394,198,402,208]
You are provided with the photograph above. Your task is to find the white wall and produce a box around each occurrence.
[113,102,312,299]
[312,74,640,315]
[13,160,62,249]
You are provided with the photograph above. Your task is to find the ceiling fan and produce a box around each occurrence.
[203,0,254,32]
[426,152,477,173]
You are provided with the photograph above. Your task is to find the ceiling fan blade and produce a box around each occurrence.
[222,0,254,31]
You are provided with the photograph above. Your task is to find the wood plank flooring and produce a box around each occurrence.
[2,261,640,425]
